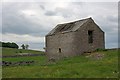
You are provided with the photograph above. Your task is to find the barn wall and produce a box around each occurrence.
[75,19,105,54]
[46,18,105,59]
[46,32,77,59]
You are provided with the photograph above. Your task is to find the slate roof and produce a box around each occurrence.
[47,17,92,36]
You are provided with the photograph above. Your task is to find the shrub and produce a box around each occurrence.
[19,51,22,53]
[95,48,107,52]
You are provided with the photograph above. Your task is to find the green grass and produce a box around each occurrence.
[3,56,47,66]
[2,49,118,78]
[2,47,44,56]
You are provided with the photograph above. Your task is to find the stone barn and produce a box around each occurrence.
[45,17,105,60]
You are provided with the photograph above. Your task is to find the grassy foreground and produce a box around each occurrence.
[2,47,44,56]
[2,49,118,78]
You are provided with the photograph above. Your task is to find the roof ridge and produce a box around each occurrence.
[58,17,91,25]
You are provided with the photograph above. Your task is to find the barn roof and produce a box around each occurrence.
[47,17,92,36]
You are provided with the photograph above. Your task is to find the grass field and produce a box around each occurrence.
[2,49,118,78]
[2,47,44,56]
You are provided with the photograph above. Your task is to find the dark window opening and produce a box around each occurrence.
[59,24,67,31]
[88,31,93,43]
[55,23,74,33]
[59,48,61,53]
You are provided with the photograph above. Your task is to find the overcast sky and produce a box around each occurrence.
[1,1,118,51]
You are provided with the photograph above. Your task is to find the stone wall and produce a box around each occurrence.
[46,32,77,60]
[2,61,35,66]
[74,18,105,55]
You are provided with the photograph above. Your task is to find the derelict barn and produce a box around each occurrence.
[45,17,105,60]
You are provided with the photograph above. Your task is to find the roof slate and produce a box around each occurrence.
[47,17,91,36]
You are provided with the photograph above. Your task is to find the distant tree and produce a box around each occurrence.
[43,47,46,51]
[21,44,25,49]
[25,44,29,49]
[2,42,6,47]
[7,42,11,47]
[11,43,19,49]
[3,42,10,48]
[0,41,2,47]
[1,42,19,49]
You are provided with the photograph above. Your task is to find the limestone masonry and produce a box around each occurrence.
[45,17,105,60]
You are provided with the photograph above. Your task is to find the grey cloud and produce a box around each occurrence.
[106,42,118,48]
[118,15,120,45]
[2,13,48,36]
[70,2,84,5]
[0,5,2,34]
[106,15,118,23]
[2,2,49,37]
[40,5,45,10]
[54,7,73,18]
[29,31,48,37]
[107,33,118,48]
[44,10,57,16]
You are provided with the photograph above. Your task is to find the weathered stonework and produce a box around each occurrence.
[46,17,105,60]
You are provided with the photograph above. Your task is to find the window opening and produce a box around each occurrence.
[88,31,93,43]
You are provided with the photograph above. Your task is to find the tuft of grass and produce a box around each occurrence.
[95,48,108,52]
